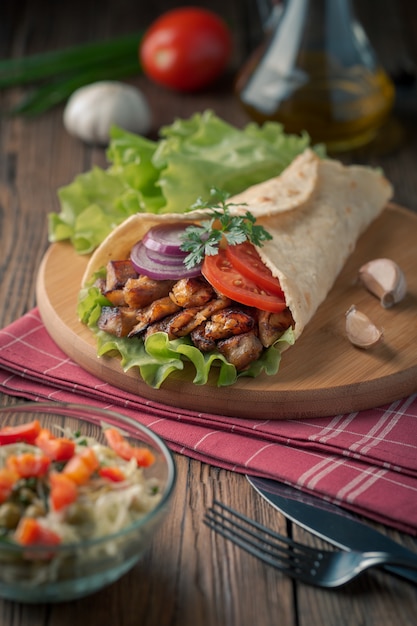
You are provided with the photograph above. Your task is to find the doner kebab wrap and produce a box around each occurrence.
[79,149,393,388]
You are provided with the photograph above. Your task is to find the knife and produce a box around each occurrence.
[247,475,417,585]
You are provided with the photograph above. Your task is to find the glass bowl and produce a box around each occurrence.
[0,402,176,603]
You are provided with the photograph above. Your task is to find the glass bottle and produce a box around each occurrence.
[236,0,395,152]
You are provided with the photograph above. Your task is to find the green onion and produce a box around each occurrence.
[1,32,143,116]
[0,32,142,88]
[12,59,141,116]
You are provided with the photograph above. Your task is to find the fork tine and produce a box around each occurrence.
[204,501,322,579]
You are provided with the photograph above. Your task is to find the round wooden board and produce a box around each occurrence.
[36,204,417,419]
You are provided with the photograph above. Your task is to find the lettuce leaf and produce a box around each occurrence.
[49,110,322,254]
[78,284,295,389]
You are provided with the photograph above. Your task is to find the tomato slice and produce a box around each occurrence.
[0,468,19,504]
[35,428,75,462]
[202,249,287,313]
[63,448,99,485]
[225,242,285,297]
[98,466,126,483]
[49,472,78,511]
[0,420,42,445]
[15,517,61,547]
[104,428,155,467]
[6,452,51,478]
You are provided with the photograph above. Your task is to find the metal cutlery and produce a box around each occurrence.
[205,501,417,589]
[247,475,417,585]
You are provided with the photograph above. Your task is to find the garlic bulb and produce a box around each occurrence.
[358,258,407,308]
[345,305,383,349]
[63,81,152,145]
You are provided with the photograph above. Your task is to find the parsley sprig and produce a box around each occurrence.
[180,189,272,270]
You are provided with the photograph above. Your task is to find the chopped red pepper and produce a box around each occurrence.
[6,452,51,478]
[0,419,42,445]
[15,517,61,546]
[62,447,99,485]
[0,467,19,503]
[104,428,155,467]
[131,447,155,467]
[49,472,78,511]
[35,428,75,462]
[98,465,126,482]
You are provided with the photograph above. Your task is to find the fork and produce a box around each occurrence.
[204,501,417,588]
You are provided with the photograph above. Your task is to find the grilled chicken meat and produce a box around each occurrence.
[203,307,256,341]
[257,309,295,347]
[143,295,232,341]
[217,332,263,371]
[103,260,139,306]
[106,260,138,290]
[97,306,140,337]
[190,324,217,352]
[128,297,181,337]
[170,277,215,307]
[96,258,294,372]
[123,275,175,308]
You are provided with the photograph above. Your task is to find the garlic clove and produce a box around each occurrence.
[345,305,383,349]
[63,81,152,145]
[358,258,407,308]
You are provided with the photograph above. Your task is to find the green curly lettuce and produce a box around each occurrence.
[49,110,322,254]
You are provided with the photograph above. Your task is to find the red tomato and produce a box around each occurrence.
[15,517,61,547]
[35,428,75,462]
[0,420,41,445]
[0,468,19,503]
[130,447,155,468]
[49,472,78,511]
[104,428,155,467]
[98,466,126,483]
[202,249,287,313]
[6,453,51,478]
[225,242,285,298]
[103,428,132,461]
[140,8,232,92]
[63,447,99,485]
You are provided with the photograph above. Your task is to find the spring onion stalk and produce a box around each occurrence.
[0,32,143,88]
[12,59,141,116]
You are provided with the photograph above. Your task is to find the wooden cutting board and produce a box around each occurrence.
[36,204,417,420]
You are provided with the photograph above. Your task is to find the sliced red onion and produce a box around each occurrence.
[145,245,188,266]
[130,240,202,280]
[142,222,192,256]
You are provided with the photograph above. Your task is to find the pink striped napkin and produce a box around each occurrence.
[1,308,417,535]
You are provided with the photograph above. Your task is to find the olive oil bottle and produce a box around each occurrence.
[236,0,395,152]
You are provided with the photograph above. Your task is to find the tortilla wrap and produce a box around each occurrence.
[82,149,393,343]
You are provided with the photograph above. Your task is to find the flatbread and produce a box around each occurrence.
[256,154,393,338]
[82,149,393,344]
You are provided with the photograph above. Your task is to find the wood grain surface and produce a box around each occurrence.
[3,1,417,625]
[36,204,417,419]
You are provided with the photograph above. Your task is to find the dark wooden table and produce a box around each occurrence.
[1,1,417,624]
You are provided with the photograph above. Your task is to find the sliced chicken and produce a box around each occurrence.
[161,307,209,338]
[190,324,217,352]
[217,332,263,371]
[203,307,256,340]
[97,306,140,337]
[106,260,138,291]
[257,309,294,347]
[170,276,215,307]
[128,297,181,337]
[124,276,176,308]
